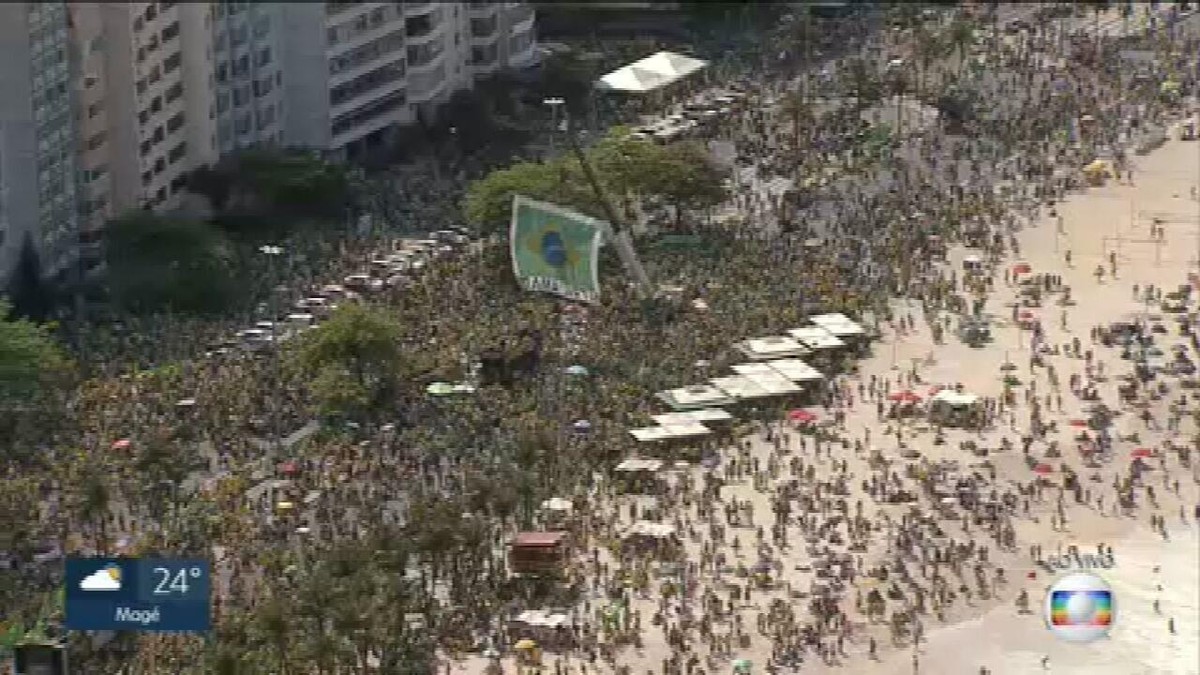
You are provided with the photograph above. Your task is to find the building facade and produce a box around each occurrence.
[0,2,82,282]
[0,1,537,283]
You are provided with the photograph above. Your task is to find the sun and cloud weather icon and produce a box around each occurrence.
[79,563,123,591]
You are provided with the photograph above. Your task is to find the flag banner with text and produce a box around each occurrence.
[510,195,607,303]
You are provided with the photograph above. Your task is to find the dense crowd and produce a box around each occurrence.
[3,4,1198,673]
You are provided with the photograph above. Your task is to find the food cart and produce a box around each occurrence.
[508,532,569,576]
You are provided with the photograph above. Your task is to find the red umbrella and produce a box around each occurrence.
[1012,262,1032,274]
[1033,463,1053,475]
[1131,448,1154,459]
[889,390,922,403]
[1019,310,1035,320]
[788,409,817,424]
[277,461,299,474]
[1068,419,1088,427]
[111,439,131,450]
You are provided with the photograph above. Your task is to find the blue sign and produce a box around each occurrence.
[64,558,211,633]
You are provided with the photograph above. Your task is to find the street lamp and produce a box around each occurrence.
[259,245,285,461]
[543,97,565,157]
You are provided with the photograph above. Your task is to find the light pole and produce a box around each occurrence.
[543,97,565,157]
[259,244,285,462]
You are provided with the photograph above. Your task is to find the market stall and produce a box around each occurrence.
[928,389,983,428]
[508,532,569,576]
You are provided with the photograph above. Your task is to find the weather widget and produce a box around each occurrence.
[64,557,212,633]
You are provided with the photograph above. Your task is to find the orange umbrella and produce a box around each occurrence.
[888,390,922,403]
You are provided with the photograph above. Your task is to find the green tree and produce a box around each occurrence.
[290,303,406,418]
[104,211,237,315]
[77,474,112,554]
[462,159,601,235]
[0,298,72,444]
[5,234,56,322]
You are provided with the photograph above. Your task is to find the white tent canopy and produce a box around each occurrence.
[597,51,709,93]
[513,610,571,628]
[628,421,712,442]
[736,335,810,360]
[651,409,733,425]
[809,313,866,337]
[710,375,774,400]
[615,458,665,472]
[765,358,825,382]
[656,384,736,410]
[788,326,846,350]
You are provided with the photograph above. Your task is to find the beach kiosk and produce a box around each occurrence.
[508,531,569,576]
[928,389,983,428]
[613,458,665,493]
[656,384,736,411]
[621,521,682,560]
[735,335,811,361]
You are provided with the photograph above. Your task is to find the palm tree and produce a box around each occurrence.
[948,18,976,75]
[253,596,294,675]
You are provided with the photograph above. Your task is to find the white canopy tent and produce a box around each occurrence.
[788,326,846,350]
[651,409,733,425]
[513,610,571,629]
[615,458,664,472]
[656,384,736,410]
[742,372,802,395]
[809,313,866,337]
[597,51,709,93]
[628,421,712,442]
[736,335,811,360]
[710,375,775,400]
[765,358,825,382]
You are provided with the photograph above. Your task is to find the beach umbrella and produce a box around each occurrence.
[514,639,537,650]
[888,390,921,403]
[565,365,589,376]
[1068,419,1088,427]
[788,409,817,424]
[1131,448,1153,458]
[1033,463,1053,475]
[111,439,132,450]
[277,461,299,475]
[1012,262,1031,274]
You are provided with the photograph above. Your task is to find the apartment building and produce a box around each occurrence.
[1,2,536,284]
[0,2,82,282]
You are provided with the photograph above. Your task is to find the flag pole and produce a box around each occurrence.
[560,110,654,296]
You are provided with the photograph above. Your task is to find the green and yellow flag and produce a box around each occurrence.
[509,195,607,304]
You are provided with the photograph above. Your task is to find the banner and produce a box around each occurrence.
[510,195,607,303]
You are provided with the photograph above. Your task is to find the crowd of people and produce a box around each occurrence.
[3,3,1199,673]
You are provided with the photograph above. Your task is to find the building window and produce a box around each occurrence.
[406,14,434,39]
[253,14,270,38]
[406,40,443,67]
[217,91,229,113]
[87,132,106,150]
[164,51,182,73]
[148,65,162,84]
[216,63,228,83]
[326,26,339,46]
[256,46,271,67]
[253,76,273,97]
[151,96,163,113]
[134,17,144,32]
[137,46,147,63]
[165,81,184,103]
[234,54,249,78]
[144,4,157,22]
[330,60,406,107]
[140,140,152,156]
[154,157,166,174]
[470,16,497,38]
[170,174,188,193]
[235,112,251,135]
[167,111,185,133]
[215,31,227,52]
[156,187,166,203]
[141,170,152,184]
[87,102,103,119]
[168,141,187,163]
[233,85,249,107]
[162,21,180,42]
[152,126,164,143]
[136,77,148,94]
[138,109,150,125]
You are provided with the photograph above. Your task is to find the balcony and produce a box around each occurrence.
[505,3,534,29]
[404,2,433,16]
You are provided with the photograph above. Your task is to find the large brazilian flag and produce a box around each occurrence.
[510,195,608,304]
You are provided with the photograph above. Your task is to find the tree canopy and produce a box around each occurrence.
[463,128,728,236]
[288,303,408,419]
[104,211,237,315]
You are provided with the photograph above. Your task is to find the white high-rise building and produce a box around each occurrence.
[1,1,537,284]
[0,2,82,282]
